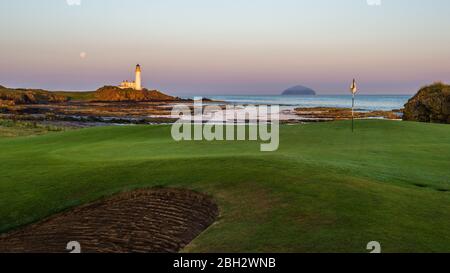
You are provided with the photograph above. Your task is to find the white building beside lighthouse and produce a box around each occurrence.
[119,64,143,90]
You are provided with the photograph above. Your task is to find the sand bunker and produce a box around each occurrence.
[0,188,219,253]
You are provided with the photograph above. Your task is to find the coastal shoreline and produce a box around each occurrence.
[0,99,405,128]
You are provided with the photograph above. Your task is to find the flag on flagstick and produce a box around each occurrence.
[350,79,358,132]
[350,79,357,94]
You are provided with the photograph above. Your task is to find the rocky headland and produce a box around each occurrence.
[93,86,178,102]
[0,85,186,126]
[0,87,68,106]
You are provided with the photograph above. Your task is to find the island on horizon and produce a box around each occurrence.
[282,85,317,96]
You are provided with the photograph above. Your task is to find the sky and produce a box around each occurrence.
[1,0,450,95]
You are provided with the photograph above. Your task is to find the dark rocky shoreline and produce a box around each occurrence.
[294,107,403,121]
[0,100,405,128]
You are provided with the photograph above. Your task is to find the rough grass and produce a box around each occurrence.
[0,120,449,252]
[0,119,69,138]
[54,91,96,101]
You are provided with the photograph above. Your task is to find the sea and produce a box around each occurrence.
[202,95,411,112]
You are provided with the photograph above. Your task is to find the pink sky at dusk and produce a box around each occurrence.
[1,0,450,95]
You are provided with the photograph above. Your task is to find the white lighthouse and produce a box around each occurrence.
[119,64,143,90]
[135,64,142,91]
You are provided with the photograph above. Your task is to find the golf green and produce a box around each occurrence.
[0,120,449,252]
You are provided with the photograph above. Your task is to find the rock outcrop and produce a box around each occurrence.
[94,86,176,102]
[403,83,450,124]
[282,85,316,96]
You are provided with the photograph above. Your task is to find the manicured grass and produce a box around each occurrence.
[0,120,449,252]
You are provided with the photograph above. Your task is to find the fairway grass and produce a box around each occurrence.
[0,120,449,252]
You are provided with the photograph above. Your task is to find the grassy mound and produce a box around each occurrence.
[0,120,449,252]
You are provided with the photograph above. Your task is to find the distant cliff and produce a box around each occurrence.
[0,86,69,106]
[282,85,316,96]
[94,86,177,102]
[403,83,450,124]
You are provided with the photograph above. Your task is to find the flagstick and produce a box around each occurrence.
[350,78,357,133]
[352,94,355,132]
